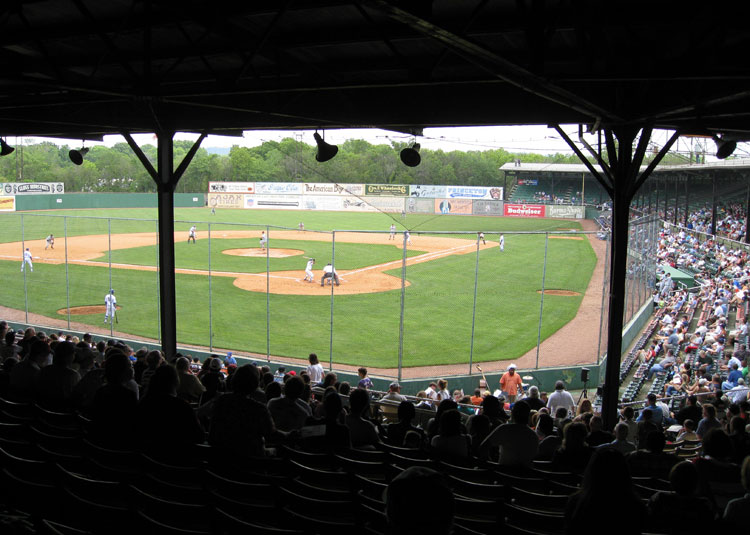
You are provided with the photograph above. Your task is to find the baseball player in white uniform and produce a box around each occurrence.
[404,230,412,245]
[389,224,396,240]
[259,231,268,249]
[188,225,196,243]
[478,232,486,245]
[499,234,505,251]
[21,248,33,272]
[45,234,55,250]
[304,258,315,282]
[104,289,117,323]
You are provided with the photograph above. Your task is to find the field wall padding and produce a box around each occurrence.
[15,193,205,210]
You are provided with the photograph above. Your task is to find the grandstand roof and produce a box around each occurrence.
[1,1,750,140]
[500,160,750,175]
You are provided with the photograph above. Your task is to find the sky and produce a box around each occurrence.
[20,124,744,160]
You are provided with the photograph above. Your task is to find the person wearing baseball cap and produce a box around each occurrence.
[499,363,523,403]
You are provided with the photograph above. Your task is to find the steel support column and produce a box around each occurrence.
[711,175,717,236]
[745,182,750,244]
[684,178,689,228]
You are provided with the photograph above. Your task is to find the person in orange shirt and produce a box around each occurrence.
[499,363,523,403]
[470,388,484,406]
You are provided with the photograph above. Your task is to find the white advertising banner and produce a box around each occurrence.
[302,196,345,211]
[409,185,447,198]
[547,205,585,219]
[405,197,434,214]
[209,182,255,193]
[244,195,302,209]
[367,197,405,213]
[302,183,364,196]
[255,182,303,195]
[446,185,502,200]
[2,182,64,195]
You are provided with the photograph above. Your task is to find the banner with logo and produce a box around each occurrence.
[244,195,301,209]
[255,182,303,195]
[208,192,244,209]
[517,179,538,186]
[504,203,545,218]
[409,185,447,198]
[2,182,64,195]
[365,184,408,196]
[303,183,364,196]
[405,197,434,214]
[446,186,501,200]
[208,182,255,193]
[547,205,585,219]
[434,198,473,215]
[367,197,405,212]
[0,196,15,211]
[472,200,504,215]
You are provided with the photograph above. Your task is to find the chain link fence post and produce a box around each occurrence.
[64,216,70,329]
[468,235,480,375]
[535,232,549,369]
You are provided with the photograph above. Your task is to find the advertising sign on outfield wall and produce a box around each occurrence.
[303,183,364,196]
[434,198,473,215]
[244,195,301,209]
[302,196,344,211]
[446,185,502,200]
[255,182,303,195]
[405,197,434,214]
[208,192,244,209]
[409,185,447,198]
[504,203,545,218]
[365,184,408,196]
[2,182,64,195]
[208,182,255,193]
[0,196,15,211]
[472,200,504,215]
[547,205,585,219]
[367,197,405,213]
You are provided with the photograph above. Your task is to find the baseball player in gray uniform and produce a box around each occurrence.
[304,258,315,282]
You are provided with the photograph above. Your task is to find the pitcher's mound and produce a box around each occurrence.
[537,289,580,296]
[223,248,303,258]
[57,305,122,315]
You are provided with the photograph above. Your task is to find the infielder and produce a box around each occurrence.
[259,231,268,250]
[321,263,340,286]
[404,230,412,245]
[389,223,396,240]
[21,248,33,272]
[304,258,315,282]
[499,234,505,251]
[478,232,486,245]
[188,225,196,244]
[104,289,117,323]
[45,234,55,250]
[299,222,304,231]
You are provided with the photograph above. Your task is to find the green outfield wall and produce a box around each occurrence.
[14,193,204,211]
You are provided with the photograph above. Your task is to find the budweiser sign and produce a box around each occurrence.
[504,203,545,218]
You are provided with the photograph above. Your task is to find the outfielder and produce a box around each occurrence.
[304,258,315,282]
[21,248,33,272]
[389,223,396,240]
[188,225,196,244]
[45,234,55,250]
[321,263,340,286]
[259,231,268,250]
[499,234,505,251]
[104,289,117,323]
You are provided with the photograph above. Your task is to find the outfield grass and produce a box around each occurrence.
[0,208,596,367]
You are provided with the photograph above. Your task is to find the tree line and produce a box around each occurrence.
[0,137,685,194]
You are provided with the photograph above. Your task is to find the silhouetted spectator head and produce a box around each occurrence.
[581,448,634,500]
[554,380,565,391]
[29,339,50,365]
[53,341,76,367]
[349,386,370,417]
[323,390,343,420]
[175,357,190,373]
[104,352,133,385]
[669,461,699,497]
[146,350,163,369]
[265,380,281,401]
[4,330,14,346]
[623,406,634,419]
[481,395,501,418]
[283,375,304,401]
[645,431,666,454]
[232,364,260,396]
[338,381,351,396]
[702,428,732,460]
[563,422,588,450]
[146,365,179,397]
[386,466,454,535]
[438,409,462,437]
[511,400,531,425]
[555,406,569,419]
[398,400,415,423]
[730,415,745,435]
[403,430,422,449]
[683,419,695,431]
[614,422,629,440]
[537,413,554,436]
[589,415,604,432]
[322,372,337,389]
[308,353,319,365]
[3,356,19,373]
[703,403,716,419]
[528,386,540,399]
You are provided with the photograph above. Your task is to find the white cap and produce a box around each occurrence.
[508,363,517,370]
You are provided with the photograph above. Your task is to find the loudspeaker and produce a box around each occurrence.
[313,133,338,162]
[580,367,590,383]
[400,143,421,167]
[69,147,90,166]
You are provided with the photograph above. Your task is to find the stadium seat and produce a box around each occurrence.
[504,503,565,535]
[509,487,569,512]
[214,507,305,535]
[128,485,212,532]
[205,469,279,505]
[38,519,93,535]
[60,487,131,535]
[134,510,212,535]
[447,475,509,501]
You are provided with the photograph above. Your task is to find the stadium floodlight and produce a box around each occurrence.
[314,132,338,162]
[400,142,421,167]
[0,138,14,157]
[69,147,90,165]
[713,135,737,160]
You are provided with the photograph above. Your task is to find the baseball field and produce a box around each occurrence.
[0,207,599,371]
